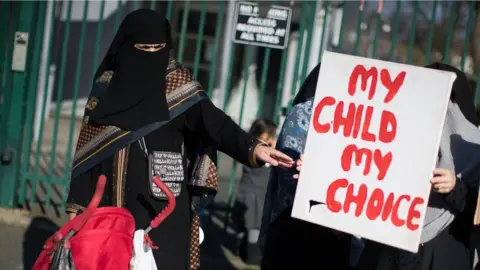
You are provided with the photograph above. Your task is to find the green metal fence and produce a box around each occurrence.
[1,0,480,212]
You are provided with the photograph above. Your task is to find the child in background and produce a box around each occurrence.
[235,118,277,266]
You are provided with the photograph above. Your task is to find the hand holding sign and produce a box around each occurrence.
[293,154,304,179]
[430,168,456,194]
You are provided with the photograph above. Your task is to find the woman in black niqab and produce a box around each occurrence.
[89,9,172,131]
[67,9,295,270]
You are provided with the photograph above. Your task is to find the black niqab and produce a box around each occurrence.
[426,62,480,126]
[89,9,173,131]
[292,63,321,106]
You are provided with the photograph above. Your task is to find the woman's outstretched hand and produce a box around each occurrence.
[431,168,456,194]
[254,144,294,168]
[293,154,304,179]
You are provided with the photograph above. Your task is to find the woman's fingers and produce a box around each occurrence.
[432,168,450,176]
[270,149,294,168]
[271,149,294,163]
[261,153,278,166]
[430,176,449,185]
[292,154,304,179]
[431,168,455,193]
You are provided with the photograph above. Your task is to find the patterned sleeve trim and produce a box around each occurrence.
[65,203,86,214]
[248,139,267,168]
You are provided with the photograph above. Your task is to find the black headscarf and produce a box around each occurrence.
[292,63,321,106]
[89,9,173,131]
[425,62,480,127]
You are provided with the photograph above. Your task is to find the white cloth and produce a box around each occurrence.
[199,227,204,245]
[130,230,158,270]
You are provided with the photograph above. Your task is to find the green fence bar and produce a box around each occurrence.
[63,0,90,207]
[220,40,237,212]
[353,5,364,56]
[288,1,308,107]
[192,1,206,78]
[150,0,156,10]
[133,0,141,10]
[335,1,346,49]
[238,47,253,131]
[115,0,123,30]
[177,0,190,63]
[257,48,271,117]
[226,46,254,205]
[258,0,280,115]
[46,0,73,205]
[406,1,419,64]
[0,2,9,80]
[0,3,16,144]
[388,0,401,61]
[317,1,329,63]
[222,44,237,111]
[371,12,381,58]
[0,0,17,206]
[207,1,225,97]
[0,1,11,136]
[274,50,288,124]
[461,2,475,71]
[91,0,106,81]
[443,2,456,64]
[166,0,173,20]
[299,1,317,82]
[18,1,47,204]
[424,0,438,65]
[30,0,67,205]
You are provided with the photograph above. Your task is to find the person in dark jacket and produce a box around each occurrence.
[259,64,352,270]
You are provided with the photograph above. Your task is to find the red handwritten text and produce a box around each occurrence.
[348,65,406,103]
[326,178,424,231]
[315,64,424,231]
[313,96,397,143]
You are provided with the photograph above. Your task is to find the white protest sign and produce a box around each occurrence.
[291,51,456,253]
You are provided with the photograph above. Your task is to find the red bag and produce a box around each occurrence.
[33,176,176,270]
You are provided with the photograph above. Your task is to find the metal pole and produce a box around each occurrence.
[215,0,235,109]
[33,0,54,142]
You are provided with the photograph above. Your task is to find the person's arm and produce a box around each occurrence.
[184,99,268,168]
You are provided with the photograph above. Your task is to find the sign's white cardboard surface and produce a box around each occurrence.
[291,51,456,253]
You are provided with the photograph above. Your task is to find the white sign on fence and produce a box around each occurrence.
[232,2,292,49]
[291,51,456,253]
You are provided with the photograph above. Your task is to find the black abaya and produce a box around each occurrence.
[261,207,351,270]
[68,99,258,269]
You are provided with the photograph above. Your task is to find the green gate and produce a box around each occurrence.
[0,1,44,207]
[1,0,480,213]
